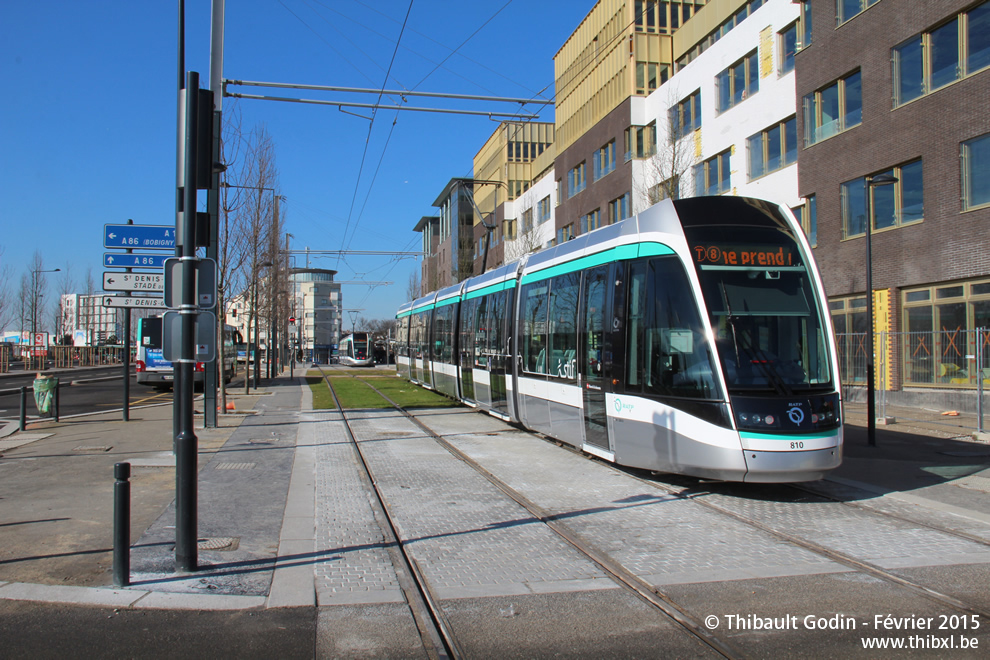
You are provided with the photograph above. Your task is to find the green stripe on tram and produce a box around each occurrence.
[400,242,674,314]
[739,430,839,442]
[464,279,515,301]
[520,242,673,285]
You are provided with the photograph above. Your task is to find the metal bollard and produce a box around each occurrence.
[113,462,131,587]
[19,386,26,432]
[53,380,60,423]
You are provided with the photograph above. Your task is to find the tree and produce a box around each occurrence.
[25,251,51,337]
[237,124,282,392]
[0,246,14,332]
[635,86,698,212]
[407,269,421,301]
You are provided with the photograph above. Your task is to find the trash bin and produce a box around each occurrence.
[33,374,57,416]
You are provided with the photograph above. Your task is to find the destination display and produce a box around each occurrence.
[692,243,797,267]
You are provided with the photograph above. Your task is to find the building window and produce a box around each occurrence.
[836,0,882,26]
[670,91,701,139]
[636,62,667,95]
[694,150,731,196]
[567,162,586,198]
[557,223,574,244]
[799,1,813,49]
[521,208,534,235]
[803,70,862,146]
[962,132,990,211]
[608,193,631,224]
[894,2,990,107]
[580,209,602,234]
[801,195,817,247]
[508,180,530,200]
[503,218,517,241]
[902,278,990,386]
[829,295,868,383]
[625,123,657,161]
[594,140,616,181]
[715,50,759,113]
[840,160,924,239]
[538,196,551,224]
[779,22,797,74]
[748,116,797,180]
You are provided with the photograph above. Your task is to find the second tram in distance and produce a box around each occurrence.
[338,331,375,367]
[395,197,842,483]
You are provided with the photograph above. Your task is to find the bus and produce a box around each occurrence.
[135,315,240,388]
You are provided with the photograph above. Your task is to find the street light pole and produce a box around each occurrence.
[865,173,898,447]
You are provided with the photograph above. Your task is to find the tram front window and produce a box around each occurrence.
[690,228,832,394]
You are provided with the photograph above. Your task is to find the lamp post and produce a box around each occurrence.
[865,173,898,447]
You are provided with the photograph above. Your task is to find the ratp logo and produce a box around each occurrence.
[787,406,805,425]
[613,397,635,414]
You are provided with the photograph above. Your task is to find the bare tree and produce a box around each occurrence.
[636,86,697,212]
[215,105,253,406]
[407,269,421,301]
[25,251,52,338]
[0,246,14,333]
[238,124,281,392]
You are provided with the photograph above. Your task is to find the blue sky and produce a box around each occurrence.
[0,0,595,326]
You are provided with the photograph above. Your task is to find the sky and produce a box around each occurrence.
[0,0,597,328]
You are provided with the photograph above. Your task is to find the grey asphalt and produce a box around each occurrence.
[1,363,990,658]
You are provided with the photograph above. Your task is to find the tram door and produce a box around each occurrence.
[488,289,511,417]
[580,266,610,450]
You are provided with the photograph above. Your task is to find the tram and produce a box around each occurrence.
[338,331,375,367]
[395,197,842,483]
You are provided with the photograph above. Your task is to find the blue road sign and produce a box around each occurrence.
[104,224,175,250]
[104,252,169,269]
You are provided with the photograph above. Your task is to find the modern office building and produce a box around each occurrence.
[227,268,342,363]
[796,0,990,404]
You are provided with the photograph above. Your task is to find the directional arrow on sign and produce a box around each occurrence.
[103,272,164,292]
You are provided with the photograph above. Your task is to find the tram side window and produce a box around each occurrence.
[474,295,489,368]
[520,282,549,374]
[459,297,478,367]
[397,316,409,357]
[626,260,649,390]
[626,257,719,399]
[548,272,580,380]
[489,290,508,361]
[433,305,454,363]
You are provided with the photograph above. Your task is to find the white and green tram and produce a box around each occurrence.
[396,197,842,482]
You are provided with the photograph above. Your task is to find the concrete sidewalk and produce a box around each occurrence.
[0,372,299,609]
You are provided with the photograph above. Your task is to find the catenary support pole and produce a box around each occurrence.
[174,70,200,573]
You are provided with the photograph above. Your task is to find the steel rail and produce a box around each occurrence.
[337,369,746,660]
[314,365,462,660]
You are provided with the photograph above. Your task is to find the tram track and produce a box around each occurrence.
[317,366,990,655]
[314,366,462,660]
[315,365,745,660]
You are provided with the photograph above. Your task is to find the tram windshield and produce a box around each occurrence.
[688,226,832,394]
